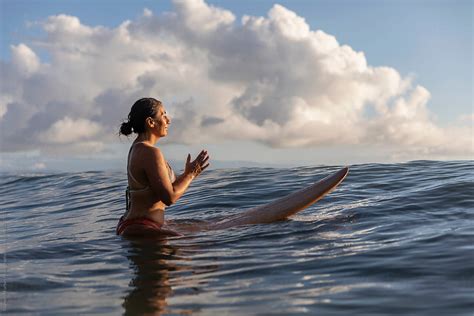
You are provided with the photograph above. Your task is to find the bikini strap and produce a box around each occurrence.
[127,143,149,188]
[166,161,176,183]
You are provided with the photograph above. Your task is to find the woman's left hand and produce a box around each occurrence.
[185,150,210,178]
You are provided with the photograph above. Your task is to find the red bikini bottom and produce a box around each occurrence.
[116,216,182,236]
[116,216,163,235]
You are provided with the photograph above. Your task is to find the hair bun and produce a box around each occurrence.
[119,120,133,136]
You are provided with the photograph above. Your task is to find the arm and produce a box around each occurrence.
[145,147,209,206]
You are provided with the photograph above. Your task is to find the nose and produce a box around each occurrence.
[166,115,171,124]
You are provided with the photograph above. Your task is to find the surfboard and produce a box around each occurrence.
[207,167,349,230]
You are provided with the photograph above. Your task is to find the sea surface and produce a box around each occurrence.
[1,160,473,315]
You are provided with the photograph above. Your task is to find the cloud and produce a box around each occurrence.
[32,162,47,170]
[38,116,102,144]
[0,0,472,159]
[459,113,474,122]
[11,43,40,76]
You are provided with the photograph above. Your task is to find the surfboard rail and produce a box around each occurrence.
[208,167,349,230]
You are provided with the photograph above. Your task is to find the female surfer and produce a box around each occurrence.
[117,97,210,236]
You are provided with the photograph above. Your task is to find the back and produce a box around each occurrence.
[125,142,167,224]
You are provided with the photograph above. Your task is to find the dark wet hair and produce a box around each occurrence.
[119,98,162,136]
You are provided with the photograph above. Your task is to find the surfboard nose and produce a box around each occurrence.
[339,166,349,178]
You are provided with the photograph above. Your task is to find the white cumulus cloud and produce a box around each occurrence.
[38,116,102,144]
[0,0,471,160]
[11,43,41,76]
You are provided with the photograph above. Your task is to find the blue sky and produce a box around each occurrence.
[3,0,471,122]
[1,0,472,171]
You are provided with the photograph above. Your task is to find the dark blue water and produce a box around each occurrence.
[1,161,473,315]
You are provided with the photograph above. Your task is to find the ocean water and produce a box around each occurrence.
[1,160,473,315]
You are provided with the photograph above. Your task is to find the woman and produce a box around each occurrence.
[117,97,210,236]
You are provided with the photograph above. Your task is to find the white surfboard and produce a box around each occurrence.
[207,167,349,230]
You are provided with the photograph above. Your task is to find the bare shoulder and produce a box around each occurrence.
[136,143,165,163]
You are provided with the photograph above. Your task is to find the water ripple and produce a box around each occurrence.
[2,160,473,315]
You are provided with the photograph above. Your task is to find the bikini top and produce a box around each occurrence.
[125,162,175,212]
[127,143,176,193]
[127,162,175,192]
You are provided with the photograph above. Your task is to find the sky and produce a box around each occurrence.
[0,0,472,172]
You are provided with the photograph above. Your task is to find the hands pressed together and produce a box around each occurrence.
[185,150,210,178]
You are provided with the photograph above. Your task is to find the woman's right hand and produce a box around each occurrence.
[185,150,210,178]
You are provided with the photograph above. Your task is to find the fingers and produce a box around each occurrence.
[197,150,208,161]
[201,154,210,165]
[187,153,191,165]
[192,150,210,177]
[194,150,209,164]
[201,163,210,172]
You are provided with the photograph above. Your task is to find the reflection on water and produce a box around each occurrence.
[122,236,219,315]
[122,238,174,315]
[2,161,473,314]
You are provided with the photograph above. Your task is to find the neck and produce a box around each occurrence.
[135,132,160,145]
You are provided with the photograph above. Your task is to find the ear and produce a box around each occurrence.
[146,117,154,127]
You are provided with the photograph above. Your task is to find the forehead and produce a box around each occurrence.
[155,104,166,114]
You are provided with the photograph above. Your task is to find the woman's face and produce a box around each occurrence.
[151,106,171,137]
